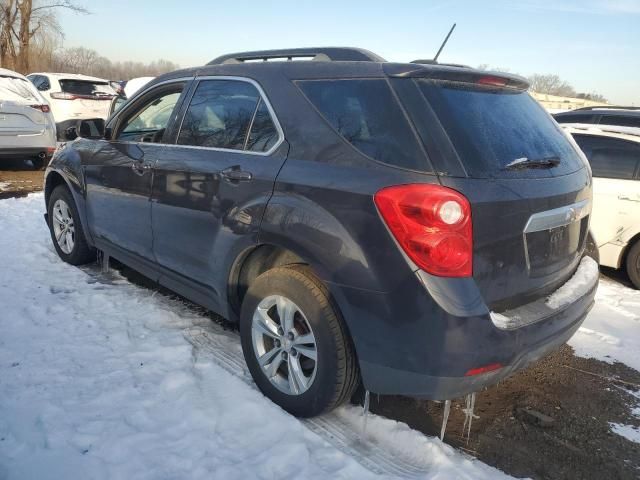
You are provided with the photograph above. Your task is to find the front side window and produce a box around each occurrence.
[177,79,279,152]
[298,79,427,170]
[573,134,640,179]
[117,87,183,143]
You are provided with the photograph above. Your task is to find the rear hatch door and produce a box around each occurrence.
[58,79,116,118]
[0,76,47,135]
[390,69,592,310]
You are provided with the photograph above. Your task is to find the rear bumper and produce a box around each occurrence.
[332,257,598,399]
[0,147,55,159]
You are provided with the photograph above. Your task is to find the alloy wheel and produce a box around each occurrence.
[251,295,318,395]
[52,199,75,254]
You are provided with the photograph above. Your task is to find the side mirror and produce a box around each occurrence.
[79,118,106,139]
[64,118,106,141]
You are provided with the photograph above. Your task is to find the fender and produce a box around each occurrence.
[44,139,98,246]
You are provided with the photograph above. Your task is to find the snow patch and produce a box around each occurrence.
[546,256,599,309]
[609,423,640,444]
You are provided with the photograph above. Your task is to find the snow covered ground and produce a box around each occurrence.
[1,193,639,478]
[0,194,511,480]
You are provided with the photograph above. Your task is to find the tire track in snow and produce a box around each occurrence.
[184,325,431,478]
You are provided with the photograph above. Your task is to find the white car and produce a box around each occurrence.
[27,72,117,140]
[564,124,640,288]
[0,68,57,169]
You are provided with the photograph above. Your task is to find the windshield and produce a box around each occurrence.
[0,75,41,103]
[416,80,585,178]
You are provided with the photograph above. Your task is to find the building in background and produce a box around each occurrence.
[531,92,608,114]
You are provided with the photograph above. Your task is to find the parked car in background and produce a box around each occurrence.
[109,76,155,116]
[44,47,598,417]
[27,73,117,140]
[555,106,640,129]
[563,124,640,288]
[0,68,56,169]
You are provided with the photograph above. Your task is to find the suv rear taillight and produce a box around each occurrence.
[374,184,472,277]
[29,104,50,113]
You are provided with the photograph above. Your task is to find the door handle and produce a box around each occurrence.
[220,166,252,182]
[131,161,152,176]
[618,195,640,202]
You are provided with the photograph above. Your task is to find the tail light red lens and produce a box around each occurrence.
[374,184,473,277]
[465,363,502,376]
[29,104,50,113]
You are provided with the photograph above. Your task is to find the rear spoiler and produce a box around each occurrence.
[383,63,529,91]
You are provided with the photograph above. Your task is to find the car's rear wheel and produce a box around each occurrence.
[240,265,359,417]
[31,157,46,170]
[626,240,640,289]
[47,185,95,265]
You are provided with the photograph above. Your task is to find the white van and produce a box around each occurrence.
[564,124,640,288]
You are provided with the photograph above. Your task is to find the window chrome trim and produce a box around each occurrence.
[173,75,285,157]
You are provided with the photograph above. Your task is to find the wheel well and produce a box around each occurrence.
[229,245,307,314]
[44,172,67,205]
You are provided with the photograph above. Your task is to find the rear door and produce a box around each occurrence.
[151,76,286,311]
[394,77,592,310]
[572,134,640,246]
[85,79,190,268]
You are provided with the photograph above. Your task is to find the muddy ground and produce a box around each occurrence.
[0,159,44,199]
[2,162,639,480]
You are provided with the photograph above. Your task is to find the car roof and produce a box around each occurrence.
[0,67,28,80]
[556,107,640,118]
[28,72,110,83]
[562,123,640,143]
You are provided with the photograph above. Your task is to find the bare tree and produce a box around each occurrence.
[527,73,576,97]
[0,0,87,73]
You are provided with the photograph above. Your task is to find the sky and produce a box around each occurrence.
[58,0,640,105]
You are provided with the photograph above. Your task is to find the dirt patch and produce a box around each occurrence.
[0,159,45,199]
[368,347,640,479]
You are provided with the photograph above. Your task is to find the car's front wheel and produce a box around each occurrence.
[240,265,359,417]
[47,185,95,265]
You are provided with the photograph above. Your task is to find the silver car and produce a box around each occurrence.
[0,68,56,169]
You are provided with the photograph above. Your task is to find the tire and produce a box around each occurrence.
[31,158,46,170]
[240,265,359,417]
[584,231,600,264]
[625,240,640,290]
[47,184,95,265]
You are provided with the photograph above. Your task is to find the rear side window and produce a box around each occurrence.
[416,80,584,178]
[572,134,640,179]
[554,113,597,124]
[599,115,640,128]
[178,79,279,152]
[298,79,428,171]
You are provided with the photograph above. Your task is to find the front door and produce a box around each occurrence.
[85,80,190,265]
[150,77,287,312]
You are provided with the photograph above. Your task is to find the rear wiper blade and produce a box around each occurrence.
[504,157,561,170]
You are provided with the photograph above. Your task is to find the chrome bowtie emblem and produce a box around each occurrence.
[566,207,577,222]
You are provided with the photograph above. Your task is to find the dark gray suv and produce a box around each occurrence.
[44,47,598,417]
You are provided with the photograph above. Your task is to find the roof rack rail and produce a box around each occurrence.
[207,47,386,65]
[570,105,640,112]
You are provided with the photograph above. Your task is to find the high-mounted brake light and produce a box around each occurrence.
[477,75,508,87]
[29,104,50,113]
[374,184,473,277]
[464,363,502,377]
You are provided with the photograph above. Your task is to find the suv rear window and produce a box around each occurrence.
[298,79,429,171]
[59,79,115,97]
[416,80,585,178]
